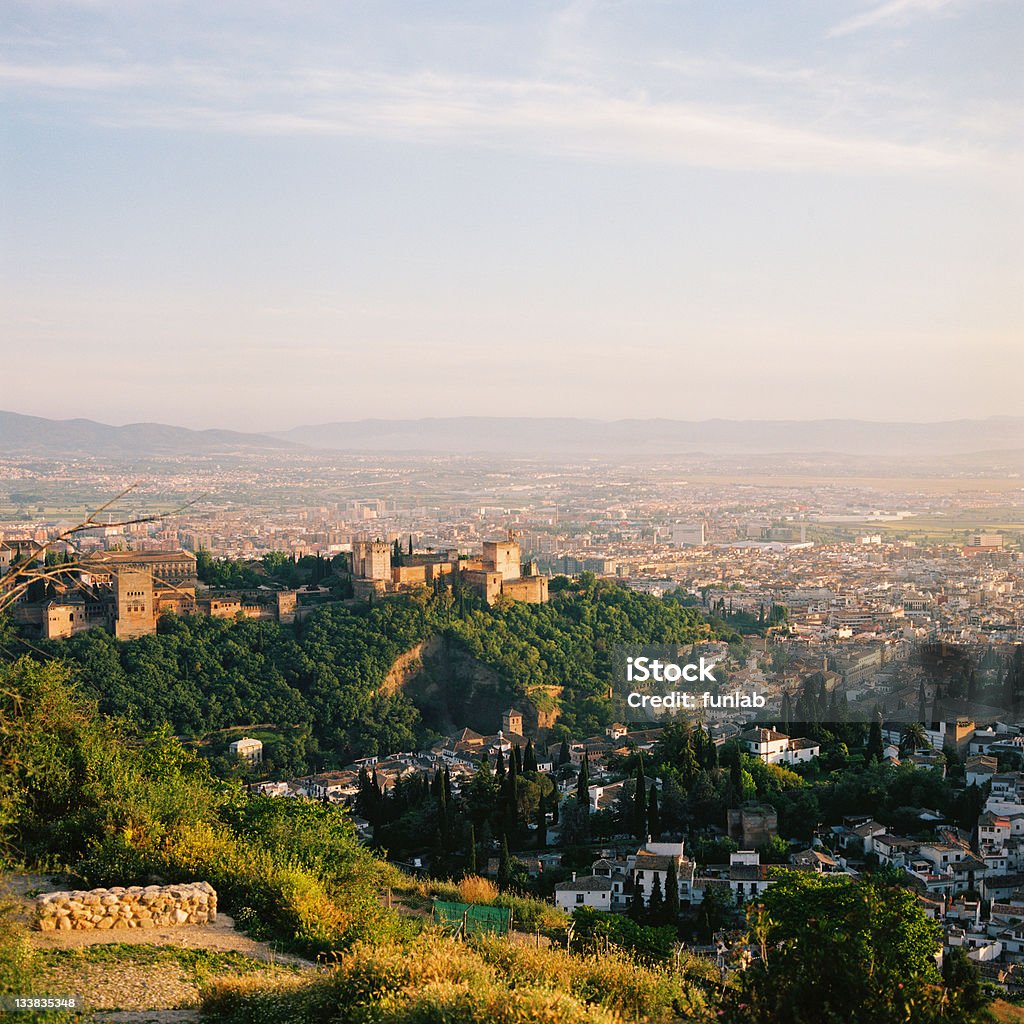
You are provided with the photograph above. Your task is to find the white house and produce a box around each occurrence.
[966,755,998,788]
[724,850,773,902]
[874,835,920,869]
[979,812,1011,851]
[591,857,630,910]
[554,874,613,911]
[229,736,263,765]
[629,840,697,906]
[741,728,819,766]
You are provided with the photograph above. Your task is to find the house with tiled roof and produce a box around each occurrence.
[554,873,614,912]
[741,727,819,766]
[790,847,840,873]
[625,840,696,908]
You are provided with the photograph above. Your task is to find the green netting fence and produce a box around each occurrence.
[432,900,512,937]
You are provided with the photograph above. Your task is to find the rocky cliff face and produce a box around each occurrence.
[379,634,559,737]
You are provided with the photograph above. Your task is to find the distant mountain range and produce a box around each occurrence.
[4,409,1024,460]
[0,410,295,457]
[273,415,1024,457]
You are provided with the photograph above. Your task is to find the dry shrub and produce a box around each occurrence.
[457,875,498,904]
[201,931,716,1024]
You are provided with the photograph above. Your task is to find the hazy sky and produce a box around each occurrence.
[2,1,1021,430]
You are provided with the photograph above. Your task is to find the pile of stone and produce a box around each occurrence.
[35,881,217,932]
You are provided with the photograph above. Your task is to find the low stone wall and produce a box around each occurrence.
[35,882,217,932]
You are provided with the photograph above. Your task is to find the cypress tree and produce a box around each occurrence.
[648,873,665,924]
[817,680,829,722]
[466,823,477,875]
[665,858,680,921]
[729,758,744,808]
[513,743,523,774]
[628,885,644,921]
[497,834,513,890]
[647,784,661,841]
[633,760,648,838]
[495,747,506,780]
[524,739,538,774]
[867,717,884,763]
[577,756,590,812]
[503,765,519,835]
[967,667,979,703]
[558,740,571,766]
[827,686,839,725]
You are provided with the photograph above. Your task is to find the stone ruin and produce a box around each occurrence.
[35,881,217,931]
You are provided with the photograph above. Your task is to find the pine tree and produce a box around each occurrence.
[647,784,661,840]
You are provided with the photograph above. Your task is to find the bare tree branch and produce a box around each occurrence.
[0,485,206,615]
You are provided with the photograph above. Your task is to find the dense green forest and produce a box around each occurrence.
[0,657,990,1023]
[26,579,712,775]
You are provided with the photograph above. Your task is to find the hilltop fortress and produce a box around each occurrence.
[351,529,549,605]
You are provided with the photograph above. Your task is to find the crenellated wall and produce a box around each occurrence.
[35,881,217,931]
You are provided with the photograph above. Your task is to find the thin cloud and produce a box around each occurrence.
[4,59,995,176]
[828,0,962,38]
[0,60,145,88]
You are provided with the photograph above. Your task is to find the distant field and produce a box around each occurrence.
[686,474,1024,494]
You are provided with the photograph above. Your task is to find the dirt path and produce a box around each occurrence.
[5,871,313,967]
